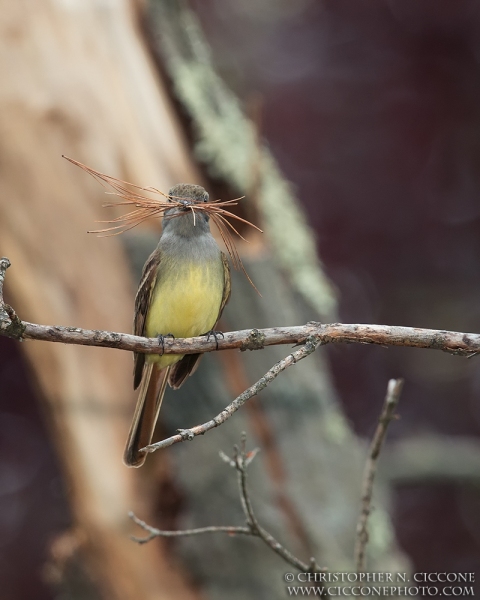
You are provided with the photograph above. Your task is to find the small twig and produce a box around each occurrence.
[0,257,9,300]
[354,378,404,572]
[128,512,251,544]
[131,435,327,584]
[232,434,319,574]
[141,337,320,455]
[0,257,25,339]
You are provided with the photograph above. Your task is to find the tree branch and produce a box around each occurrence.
[228,435,322,574]
[1,258,479,356]
[354,378,403,572]
[0,257,25,339]
[129,512,251,544]
[131,434,326,580]
[141,337,320,455]
[0,257,8,299]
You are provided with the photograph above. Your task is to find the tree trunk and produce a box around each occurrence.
[0,1,201,598]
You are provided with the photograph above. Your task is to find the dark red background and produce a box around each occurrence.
[191,0,480,590]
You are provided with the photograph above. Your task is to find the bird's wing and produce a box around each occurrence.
[218,251,231,320]
[133,247,160,390]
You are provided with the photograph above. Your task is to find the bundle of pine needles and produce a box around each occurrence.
[63,156,262,290]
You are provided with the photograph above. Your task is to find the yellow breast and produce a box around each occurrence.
[145,261,224,368]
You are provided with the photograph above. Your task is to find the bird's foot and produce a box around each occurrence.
[157,333,175,355]
[203,330,224,350]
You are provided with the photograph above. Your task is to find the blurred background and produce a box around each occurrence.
[1,0,479,598]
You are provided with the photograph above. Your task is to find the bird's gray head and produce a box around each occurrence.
[162,183,211,235]
[169,183,209,205]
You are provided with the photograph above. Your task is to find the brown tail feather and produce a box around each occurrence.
[123,364,170,467]
[168,353,202,389]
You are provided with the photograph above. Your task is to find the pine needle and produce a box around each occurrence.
[63,156,262,292]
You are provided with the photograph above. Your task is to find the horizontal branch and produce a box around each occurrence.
[12,321,480,357]
[1,257,479,357]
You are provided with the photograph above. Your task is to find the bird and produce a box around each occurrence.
[124,183,231,467]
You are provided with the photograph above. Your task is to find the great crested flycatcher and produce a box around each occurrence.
[124,183,231,467]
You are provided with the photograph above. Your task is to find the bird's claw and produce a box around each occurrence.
[157,333,175,355]
[203,330,224,350]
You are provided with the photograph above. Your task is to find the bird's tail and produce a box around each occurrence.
[123,364,170,467]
